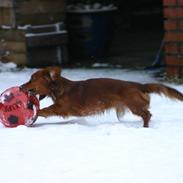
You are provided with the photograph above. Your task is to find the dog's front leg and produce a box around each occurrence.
[38,104,70,118]
[38,104,57,118]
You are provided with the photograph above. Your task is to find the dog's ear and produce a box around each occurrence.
[45,66,61,81]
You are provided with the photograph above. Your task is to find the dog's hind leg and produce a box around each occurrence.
[126,92,152,127]
[130,107,152,127]
[142,110,152,127]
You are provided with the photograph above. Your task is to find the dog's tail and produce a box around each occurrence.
[143,83,183,101]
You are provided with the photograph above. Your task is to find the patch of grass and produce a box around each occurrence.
[162,73,183,84]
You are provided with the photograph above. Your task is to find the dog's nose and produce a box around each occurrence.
[29,89,36,92]
[19,86,36,94]
[19,85,29,91]
[27,89,36,95]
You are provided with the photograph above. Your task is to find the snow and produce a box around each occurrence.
[0,63,183,183]
[66,3,117,13]
[25,31,67,38]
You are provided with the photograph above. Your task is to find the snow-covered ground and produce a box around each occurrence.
[0,63,183,183]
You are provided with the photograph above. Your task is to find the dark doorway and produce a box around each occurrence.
[110,0,164,68]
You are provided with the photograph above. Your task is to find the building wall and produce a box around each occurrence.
[163,0,183,77]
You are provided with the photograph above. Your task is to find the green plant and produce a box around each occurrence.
[166,76,183,84]
[161,73,183,84]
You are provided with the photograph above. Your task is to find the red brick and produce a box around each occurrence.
[179,20,183,30]
[163,0,177,6]
[166,67,183,77]
[178,0,183,6]
[165,32,183,42]
[179,44,183,53]
[164,7,183,18]
[165,55,183,65]
[165,43,178,53]
[164,20,177,30]
[166,66,177,76]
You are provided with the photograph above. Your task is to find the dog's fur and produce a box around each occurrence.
[21,67,183,127]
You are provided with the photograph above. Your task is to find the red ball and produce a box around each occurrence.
[0,87,40,127]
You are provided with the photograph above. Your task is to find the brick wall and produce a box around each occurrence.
[164,0,183,77]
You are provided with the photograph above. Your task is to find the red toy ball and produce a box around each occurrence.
[0,87,40,127]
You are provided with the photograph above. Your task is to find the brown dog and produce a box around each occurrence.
[21,67,183,127]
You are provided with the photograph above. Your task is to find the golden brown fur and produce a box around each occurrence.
[21,67,183,127]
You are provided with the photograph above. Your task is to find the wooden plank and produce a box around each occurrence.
[0,29,26,41]
[6,41,26,53]
[16,0,65,14]
[0,8,15,26]
[6,52,27,66]
[16,12,65,25]
[15,0,65,25]
[0,0,13,8]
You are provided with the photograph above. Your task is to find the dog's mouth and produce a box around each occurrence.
[33,93,46,101]
[27,89,46,101]
[38,94,46,101]
[20,87,47,101]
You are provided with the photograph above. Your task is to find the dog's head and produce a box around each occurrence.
[21,67,61,100]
